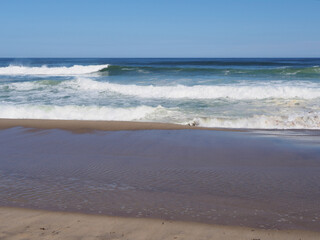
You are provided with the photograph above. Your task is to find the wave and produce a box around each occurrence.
[134,59,320,67]
[1,63,319,77]
[188,112,320,129]
[5,78,320,100]
[100,65,320,77]
[0,105,162,121]
[65,78,320,100]
[1,104,320,129]
[0,64,109,76]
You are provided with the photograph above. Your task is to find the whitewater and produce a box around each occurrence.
[0,64,109,75]
[0,58,320,129]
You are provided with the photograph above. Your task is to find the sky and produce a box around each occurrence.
[0,0,320,58]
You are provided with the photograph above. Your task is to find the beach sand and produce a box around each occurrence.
[0,207,319,240]
[0,118,225,132]
[0,119,320,239]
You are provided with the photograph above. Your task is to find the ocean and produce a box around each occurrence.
[0,58,320,129]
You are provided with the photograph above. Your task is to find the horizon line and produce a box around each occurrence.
[1,57,320,59]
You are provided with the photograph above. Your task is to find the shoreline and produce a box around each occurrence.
[1,119,320,235]
[0,118,236,132]
[1,118,318,133]
[0,207,319,240]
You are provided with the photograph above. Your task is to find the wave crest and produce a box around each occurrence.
[0,105,161,121]
[1,103,320,129]
[188,112,320,129]
[0,65,109,76]
[68,78,320,100]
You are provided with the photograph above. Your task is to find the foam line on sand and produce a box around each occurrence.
[0,118,237,132]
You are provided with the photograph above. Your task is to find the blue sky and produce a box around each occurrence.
[0,0,319,57]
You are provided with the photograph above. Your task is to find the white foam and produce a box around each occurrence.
[6,77,320,100]
[0,65,109,75]
[0,105,161,121]
[188,112,320,129]
[1,104,320,129]
[69,78,320,100]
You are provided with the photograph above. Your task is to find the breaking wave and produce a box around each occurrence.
[67,78,320,100]
[1,63,319,77]
[188,112,320,129]
[0,105,162,121]
[0,64,109,75]
[1,104,320,129]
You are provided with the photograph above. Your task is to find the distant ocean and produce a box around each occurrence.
[0,58,320,129]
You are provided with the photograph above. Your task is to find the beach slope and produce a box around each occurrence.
[0,207,319,240]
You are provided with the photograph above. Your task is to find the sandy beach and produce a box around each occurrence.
[0,118,226,132]
[1,0,320,238]
[1,119,320,238]
[0,207,319,240]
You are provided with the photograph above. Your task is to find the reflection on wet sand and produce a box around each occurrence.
[0,126,320,231]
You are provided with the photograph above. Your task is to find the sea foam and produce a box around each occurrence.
[189,112,320,129]
[68,78,320,100]
[1,104,320,129]
[0,105,161,121]
[0,65,109,75]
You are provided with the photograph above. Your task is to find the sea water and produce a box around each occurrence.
[0,58,319,129]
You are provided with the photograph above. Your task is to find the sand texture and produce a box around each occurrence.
[0,207,319,240]
[0,118,226,132]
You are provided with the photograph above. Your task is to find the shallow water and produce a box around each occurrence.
[0,128,319,231]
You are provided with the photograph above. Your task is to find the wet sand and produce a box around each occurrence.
[0,119,320,236]
[0,207,319,240]
[0,118,228,132]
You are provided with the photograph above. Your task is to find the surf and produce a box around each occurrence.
[188,112,320,129]
[66,78,320,100]
[0,104,162,121]
[0,64,109,75]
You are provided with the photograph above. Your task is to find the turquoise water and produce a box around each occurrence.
[0,58,320,129]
